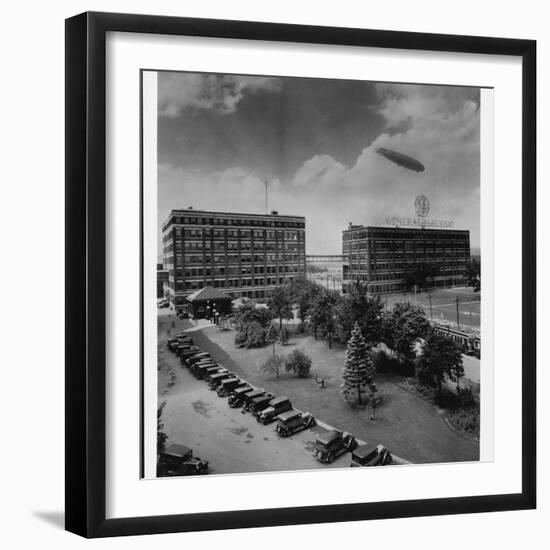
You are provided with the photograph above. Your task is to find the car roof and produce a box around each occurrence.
[352,444,378,459]
[277,409,301,421]
[246,389,264,397]
[316,430,342,445]
[270,396,289,406]
[163,444,192,458]
[253,394,271,403]
[211,372,230,379]
[234,385,253,393]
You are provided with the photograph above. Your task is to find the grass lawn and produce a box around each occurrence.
[187,325,479,464]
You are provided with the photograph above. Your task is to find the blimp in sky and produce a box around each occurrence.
[375,147,425,173]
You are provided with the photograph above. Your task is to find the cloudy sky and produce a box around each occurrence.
[157,72,480,256]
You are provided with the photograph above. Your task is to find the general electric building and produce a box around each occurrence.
[162,208,306,311]
[342,197,471,295]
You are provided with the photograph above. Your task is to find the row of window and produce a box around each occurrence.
[178,228,302,240]
[180,264,303,278]
[167,215,305,229]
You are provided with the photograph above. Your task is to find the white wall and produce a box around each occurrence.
[0,1,547,547]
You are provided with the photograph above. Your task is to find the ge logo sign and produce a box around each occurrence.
[414,195,430,218]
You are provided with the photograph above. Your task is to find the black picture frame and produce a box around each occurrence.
[65,11,536,538]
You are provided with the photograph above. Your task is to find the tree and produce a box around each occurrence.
[466,258,481,292]
[267,286,294,333]
[261,354,284,379]
[266,324,278,356]
[335,280,384,346]
[245,321,266,348]
[383,302,430,373]
[234,302,273,330]
[284,349,312,378]
[157,401,168,455]
[288,277,322,328]
[309,288,339,346]
[416,333,464,397]
[341,322,376,406]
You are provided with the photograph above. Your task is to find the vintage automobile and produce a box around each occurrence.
[190,358,217,377]
[275,409,316,437]
[175,332,193,341]
[178,347,201,361]
[179,348,201,365]
[313,430,357,464]
[175,344,196,358]
[240,389,268,411]
[246,394,273,414]
[194,363,221,380]
[216,377,246,397]
[208,372,234,390]
[350,444,392,467]
[256,396,292,424]
[186,352,211,366]
[227,385,255,408]
[167,337,178,349]
[157,443,209,476]
[205,367,228,383]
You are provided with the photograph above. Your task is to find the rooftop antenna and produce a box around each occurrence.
[265,179,268,214]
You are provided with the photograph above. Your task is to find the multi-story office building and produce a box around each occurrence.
[342,224,470,294]
[162,208,306,310]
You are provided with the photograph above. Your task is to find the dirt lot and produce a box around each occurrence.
[159,312,479,465]
[158,313,352,474]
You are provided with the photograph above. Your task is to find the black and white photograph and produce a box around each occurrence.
[147,71,486,477]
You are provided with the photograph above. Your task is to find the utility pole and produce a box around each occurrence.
[429,293,433,320]
[455,295,460,329]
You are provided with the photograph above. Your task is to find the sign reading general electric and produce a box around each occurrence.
[386,196,454,229]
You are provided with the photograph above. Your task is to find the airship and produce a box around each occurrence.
[375,147,425,173]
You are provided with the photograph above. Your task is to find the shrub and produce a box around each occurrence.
[245,321,266,348]
[261,355,284,378]
[280,326,290,345]
[285,349,312,378]
[234,330,247,347]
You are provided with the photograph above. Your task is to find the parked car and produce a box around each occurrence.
[256,396,292,424]
[157,443,209,476]
[241,389,269,411]
[205,368,228,383]
[208,372,234,390]
[216,377,245,397]
[195,363,222,380]
[227,385,255,408]
[187,352,211,366]
[190,359,217,377]
[313,430,357,464]
[246,394,273,414]
[175,344,195,357]
[350,444,392,467]
[178,348,201,365]
[275,409,316,437]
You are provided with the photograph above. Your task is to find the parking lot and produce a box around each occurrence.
[158,315,352,475]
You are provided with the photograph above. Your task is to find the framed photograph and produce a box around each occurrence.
[65,11,536,538]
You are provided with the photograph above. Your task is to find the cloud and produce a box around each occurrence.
[158,84,480,255]
[158,73,281,117]
[374,83,480,129]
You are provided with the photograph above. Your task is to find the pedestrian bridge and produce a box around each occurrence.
[306,254,345,263]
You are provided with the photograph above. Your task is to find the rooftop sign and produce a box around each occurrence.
[385,217,454,229]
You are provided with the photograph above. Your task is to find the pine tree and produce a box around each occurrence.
[341,322,375,406]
